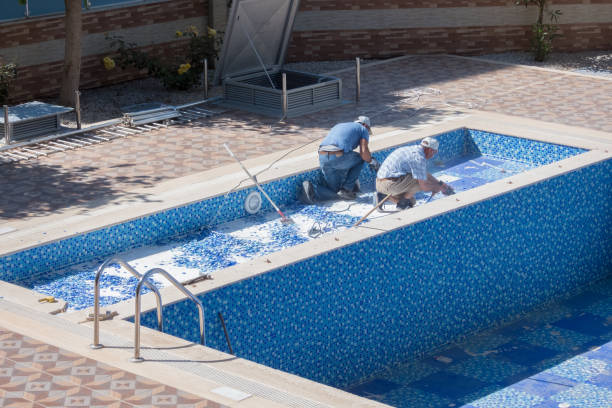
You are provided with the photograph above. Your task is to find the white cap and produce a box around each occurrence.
[355,116,372,134]
[421,137,439,151]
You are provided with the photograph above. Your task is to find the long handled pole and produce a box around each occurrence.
[223,144,293,224]
[353,193,393,228]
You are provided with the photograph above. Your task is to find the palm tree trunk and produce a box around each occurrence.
[59,0,82,106]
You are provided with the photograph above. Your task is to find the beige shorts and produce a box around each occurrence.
[376,175,420,198]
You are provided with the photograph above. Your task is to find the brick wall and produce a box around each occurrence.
[1,0,610,102]
[9,41,193,102]
[287,23,612,61]
[1,0,208,102]
[289,0,612,61]
[0,0,207,46]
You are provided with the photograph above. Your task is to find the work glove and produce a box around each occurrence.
[368,158,380,173]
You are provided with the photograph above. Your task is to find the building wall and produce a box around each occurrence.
[288,0,612,61]
[0,0,610,102]
[0,0,210,102]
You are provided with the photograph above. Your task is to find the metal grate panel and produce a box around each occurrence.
[2,116,59,141]
[288,89,314,109]
[314,83,340,103]
[222,70,342,118]
[254,89,282,109]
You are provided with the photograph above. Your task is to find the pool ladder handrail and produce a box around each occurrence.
[91,257,164,349]
[132,268,205,362]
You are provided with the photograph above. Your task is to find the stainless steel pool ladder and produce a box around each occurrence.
[91,257,163,349]
[132,268,205,362]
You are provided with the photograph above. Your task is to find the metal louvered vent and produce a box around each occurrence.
[11,116,59,140]
[1,101,72,142]
[222,70,342,118]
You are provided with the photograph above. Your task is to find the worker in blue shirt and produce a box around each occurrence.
[300,116,380,203]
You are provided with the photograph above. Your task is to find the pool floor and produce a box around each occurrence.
[15,153,534,310]
[345,275,612,408]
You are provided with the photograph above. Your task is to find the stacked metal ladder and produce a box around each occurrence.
[0,100,221,164]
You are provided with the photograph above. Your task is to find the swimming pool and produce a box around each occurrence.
[12,129,543,310]
[125,129,609,390]
[1,125,610,403]
[4,128,577,307]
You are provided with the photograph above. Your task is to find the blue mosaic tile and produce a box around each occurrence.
[588,373,612,389]
[377,360,441,385]
[422,346,473,368]
[410,372,490,399]
[447,356,528,383]
[519,327,596,353]
[461,333,513,355]
[590,278,612,297]
[585,299,612,319]
[561,290,606,310]
[584,344,612,365]
[495,340,559,367]
[551,383,612,408]
[467,129,585,166]
[545,356,609,383]
[522,305,575,327]
[346,378,401,397]
[553,313,612,336]
[470,388,544,408]
[382,386,452,408]
[509,378,571,399]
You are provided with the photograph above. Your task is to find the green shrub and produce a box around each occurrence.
[105,26,222,91]
[516,0,562,62]
[530,21,560,62]
[0,62,17,105]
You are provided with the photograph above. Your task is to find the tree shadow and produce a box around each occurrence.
[0,161,163,220]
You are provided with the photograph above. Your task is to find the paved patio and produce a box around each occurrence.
[0,55,611,408]
[1,55,610,221]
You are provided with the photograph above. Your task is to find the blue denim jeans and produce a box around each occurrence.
[314,151,364,200]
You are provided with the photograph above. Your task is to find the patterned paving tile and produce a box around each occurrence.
[0,327,228,408]
[1,55,610,221]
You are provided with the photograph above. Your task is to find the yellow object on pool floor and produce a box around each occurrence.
[38,296,57,303]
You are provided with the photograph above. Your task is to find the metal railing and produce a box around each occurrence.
[91,257,163,349]
[132,268,205,362]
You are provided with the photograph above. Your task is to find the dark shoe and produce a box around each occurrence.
[337,188,357,201]
[299,180,316,204]
[373,192,387,212]
[396,198,415,210]
[352,180,361,193]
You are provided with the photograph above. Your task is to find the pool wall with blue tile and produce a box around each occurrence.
[136,158,612,389]
[1,128,582,284]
